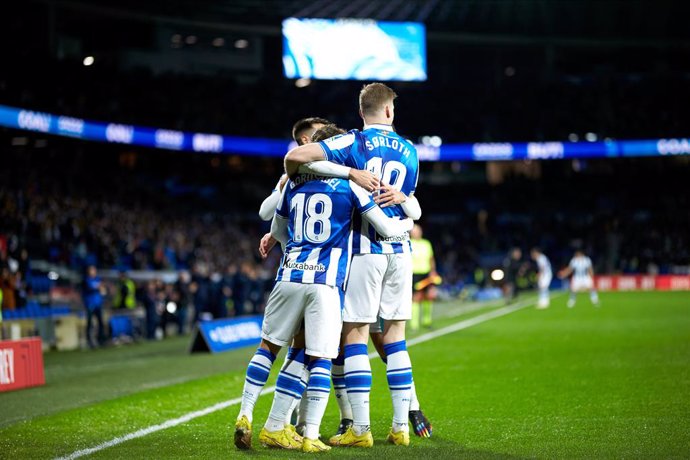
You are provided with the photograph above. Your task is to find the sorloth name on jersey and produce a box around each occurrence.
[365,136,412,158]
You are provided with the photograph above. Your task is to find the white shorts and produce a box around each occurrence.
[538,273,553,290]
[262,281,342,359]
[344,253,412,324]
[571,276,593,292]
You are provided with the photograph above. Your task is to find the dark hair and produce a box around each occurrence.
[291,117,331,145]
[311,124,346,143]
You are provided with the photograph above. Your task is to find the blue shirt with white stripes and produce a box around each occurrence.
[275,174,376,288]
[318,124,419,255]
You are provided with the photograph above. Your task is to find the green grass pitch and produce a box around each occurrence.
[1,291,689,459]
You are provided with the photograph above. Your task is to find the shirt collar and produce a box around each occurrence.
[363,123,395,132]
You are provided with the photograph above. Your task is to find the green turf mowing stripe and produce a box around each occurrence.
[53,295,539,459]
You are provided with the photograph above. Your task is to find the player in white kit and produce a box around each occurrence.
[558,250,600,308]
[530,248,552,309]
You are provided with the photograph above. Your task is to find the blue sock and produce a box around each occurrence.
[239,347,276,422]
[384,340,413,432]
[279,347,308,424]
[266,347,308,431]
[303,358,332,439]
[344,343,372,434]
[332,354,352,420]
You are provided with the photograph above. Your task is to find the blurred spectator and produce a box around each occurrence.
[83,265,105,348]
[502,248,523,303]
[113,271,136,310]
[175,271,192,334]
[0,268,17,312]
[140,280,159,340]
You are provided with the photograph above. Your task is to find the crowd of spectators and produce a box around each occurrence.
[418,159,690,291]
[0,144,283,327]
[2,142,688,324]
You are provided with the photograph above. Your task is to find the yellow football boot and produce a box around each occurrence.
[285,424,304,443]
[329,426,373,448]
[258,427,302,449]
[302,437,332,453]
[386,428,410,446]
[233,415,252,450]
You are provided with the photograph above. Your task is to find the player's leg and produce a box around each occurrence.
[330,333,353,437]
[379,253,415,446]
[421,287,434,328]
[587,277,600,305]
[410,290,422,331]
[567,277,577,308]
[287,329,309,432]
[331,322,374,447]
[381,320,413,445]
[372,320,431,438]
[259,340,307,450]
[299,284,343,452]
[537,273,551,309]
[257,282,310,450]
[590,290,600,305]
[278,342,309,439]
[329,254,384,447]
[236,282,299,450]
[235,338,281,449]
[369,321,386,361]
[410,274,424,331]
[95,307,106,345]
[86,308,95,348]
[503,279,516,304]
[408,379,432,438]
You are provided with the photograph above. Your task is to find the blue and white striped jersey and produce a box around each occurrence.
[275,174,376,288]
[569,255,593,278]
[536,254,552,277]
[318,124,419,255]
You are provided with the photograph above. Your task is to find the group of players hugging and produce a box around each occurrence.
[233,83,432,452]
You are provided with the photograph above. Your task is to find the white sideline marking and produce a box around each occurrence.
[56,296,538,460]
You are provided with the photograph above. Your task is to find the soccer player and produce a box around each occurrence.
[258,117,330,222]
[256,117,330,433]
[285,83,422,447]
[530,248,553,309]
[236,132,407,453]
[287,127,431,440]
[252,122,378,439]
[558,249,600,308]
[410,224,438,331]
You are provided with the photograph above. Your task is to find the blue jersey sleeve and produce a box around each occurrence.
[318,130,362,169]
[403,146,419,196]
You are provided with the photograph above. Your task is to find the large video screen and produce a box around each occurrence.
[282,18,427,81]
